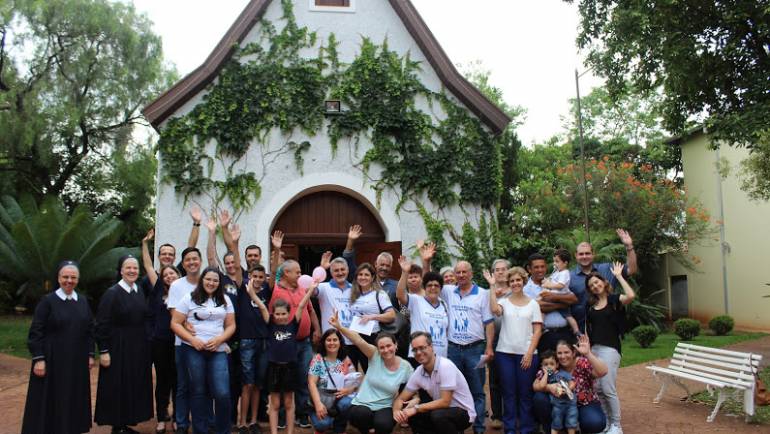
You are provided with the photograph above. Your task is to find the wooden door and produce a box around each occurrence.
[355,241,403,280]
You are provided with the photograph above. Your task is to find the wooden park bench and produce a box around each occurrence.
[647,342,762,422]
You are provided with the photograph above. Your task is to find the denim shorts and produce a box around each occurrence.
[550,397,578,430]
[240,338,269,387]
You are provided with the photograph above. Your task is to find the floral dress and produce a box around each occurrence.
[308,354,352,390]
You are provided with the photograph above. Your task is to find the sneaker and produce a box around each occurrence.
[606,425,623,434]
[248,423,261,434]
[238,427,250,434]
[296,416,312,429]
[277,422,287,430]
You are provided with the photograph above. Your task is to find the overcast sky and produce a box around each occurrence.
[131,0,604,146]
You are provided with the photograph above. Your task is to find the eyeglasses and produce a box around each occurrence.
[411,345,431,354]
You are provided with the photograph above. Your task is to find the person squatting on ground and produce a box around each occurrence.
[535,350,578,434]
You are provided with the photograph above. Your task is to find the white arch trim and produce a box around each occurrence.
[256,172,401,270]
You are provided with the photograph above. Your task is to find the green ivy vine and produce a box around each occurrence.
[157,0,506,214]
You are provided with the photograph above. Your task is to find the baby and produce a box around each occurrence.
[536,350,577,434]
[540,248,580,336]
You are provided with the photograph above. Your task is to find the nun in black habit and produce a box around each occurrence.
[94,255,153,433]
[22,261,95,434]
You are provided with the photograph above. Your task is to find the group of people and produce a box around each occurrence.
[21,205,638,434]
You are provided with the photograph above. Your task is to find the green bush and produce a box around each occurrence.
[631,325,659,348]
[708,315,735,336]
[674,318,701,340]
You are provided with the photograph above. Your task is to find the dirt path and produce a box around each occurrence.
[3,336,770,434]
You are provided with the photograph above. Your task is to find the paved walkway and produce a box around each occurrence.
[3,336,769,434]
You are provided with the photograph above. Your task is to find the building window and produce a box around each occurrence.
[315,0,349,6]
[309,0,355,13]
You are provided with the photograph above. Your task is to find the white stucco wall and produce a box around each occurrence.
[154,0,490,269]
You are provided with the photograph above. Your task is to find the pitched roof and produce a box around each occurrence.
[142,0,512,134]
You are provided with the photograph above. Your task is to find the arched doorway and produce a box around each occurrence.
[271,190,401,276]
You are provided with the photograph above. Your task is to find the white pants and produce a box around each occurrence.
[592,344,622,426]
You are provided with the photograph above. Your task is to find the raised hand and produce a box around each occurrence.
[574,333,591,355]
[398,255,411,273]
[190,206,202,224]
[231,223,241,242]
[271,230,284,250]
[419,240,436,263]
[616,228,633,248]
[348,225,362,240]
[219,209,232,229]
[205,216,217,232]
[328,309,341,329]
[143,228,155,243]
[611,261,624,277]
[482,269,496,287]
[320,251,333,269]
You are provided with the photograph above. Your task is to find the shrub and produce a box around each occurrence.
[631,325,659,348]
[708,315,735,336]
[674,318,701,340]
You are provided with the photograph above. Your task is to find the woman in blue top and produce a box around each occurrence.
[329,310,413,434]
[142,229,182,433]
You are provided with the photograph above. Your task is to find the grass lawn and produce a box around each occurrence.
[691,366,770,425]
[0,315,32,359]
[620,330,766,367]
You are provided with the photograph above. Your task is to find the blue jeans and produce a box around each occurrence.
[533,392,606,433]
[295,338,314,419]
[184,346,231,434]
[550,397,578,430]
[447,342,486,433]
[240,338,269,386]
[495,352,539,434]
[175,346,191,429]
[309,395,353,433]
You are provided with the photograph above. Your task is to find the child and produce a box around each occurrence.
[541,249,580,336]
[251,280,316,434]
[535,350,578,434]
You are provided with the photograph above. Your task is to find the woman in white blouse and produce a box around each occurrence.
[484,266,543,434]
[171,266,235,434]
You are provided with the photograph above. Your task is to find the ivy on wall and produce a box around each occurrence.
[157,0,506,218]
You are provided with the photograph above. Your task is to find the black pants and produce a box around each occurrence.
[151,338,177,421]
[489,360,503,421]
[228,346,241,424]
[537,327,574,353]
[409,407,471,434]
[348,405,395,434]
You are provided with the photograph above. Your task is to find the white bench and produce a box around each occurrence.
[647,342,762,422]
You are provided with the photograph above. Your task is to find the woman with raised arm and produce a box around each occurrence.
[170,267,236,434]
[484,266,542,434]
[329,311,413,434]
[142,229,182,433]
[396,255,448,367]
[585,262,635,434]
[94,256,154,433]
[22,261,95,434]
[532,335,608,433]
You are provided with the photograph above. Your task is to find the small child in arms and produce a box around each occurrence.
[535,350,578,434]
[540,248,581,336]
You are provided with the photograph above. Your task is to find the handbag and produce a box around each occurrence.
[313,360,340,416]
[375,290,408,335]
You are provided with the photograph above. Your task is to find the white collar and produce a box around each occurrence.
[55,288,78,301]
[118,279,138,293]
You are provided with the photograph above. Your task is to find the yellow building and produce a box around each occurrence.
[654,128,770,331]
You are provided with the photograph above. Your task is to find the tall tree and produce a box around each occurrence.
[0,0,175,208]
[568,0,770,197]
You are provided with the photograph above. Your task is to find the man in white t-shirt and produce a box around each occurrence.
[314,256,353,343]
[166,246,208,432]
[440,261,494,434]
[393,332,475,434]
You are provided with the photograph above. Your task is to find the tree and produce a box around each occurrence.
[0,195,137,306]
[0,0,175,209]
[568,0,770,198]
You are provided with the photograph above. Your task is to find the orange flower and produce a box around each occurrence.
[687,207,697,215]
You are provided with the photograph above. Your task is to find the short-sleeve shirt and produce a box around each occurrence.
[268,320,299,363]
[547,369,577,403]
[238,284,272,339]
[405,356,476,422]
[167,277,197,346]
[569,263,628,328]
[536,356,598,406]
[351,352,413,411]
[523,278,568,329]
[269,285,314,340]
[495,297,542,355]
[549,269,571,288]
[317,280,353,343]
[406,294,449,358]
[308,354,352,390]
[174,293,234,352]
[349,290,393,334]
[441,284,494,345]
